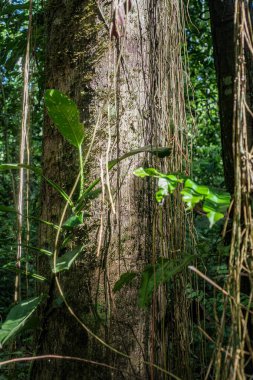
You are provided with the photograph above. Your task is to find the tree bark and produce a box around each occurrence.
[30,1,103,379]
[208,0,235,193]
[209,2,253,377]
[30,1,192,379]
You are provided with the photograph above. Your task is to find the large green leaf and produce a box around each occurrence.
[135,167,231,228]
[0,296,43,347]
[52,246,84,273]
[203,192,230,227]
[133,167,162,178]
[180,187,204,210]
[184,179,210,196]
[45,89,84,148]
[156,176,180,203]
[180,179,209,210]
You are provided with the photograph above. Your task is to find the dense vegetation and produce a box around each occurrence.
[0,1,252,379]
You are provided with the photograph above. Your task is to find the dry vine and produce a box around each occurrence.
[213,2,253,379]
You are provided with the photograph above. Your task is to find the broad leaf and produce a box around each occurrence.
[0,296,43,347]
[184,179,210,196]
[134,166,231,228]
[52,246,84,273]
[155,176,180,203]
[180,187,204,210]
[113,272,138,292]
[205,211,224,228]
[63,213,83,230]
[203,192,230,227]
[204,192,230,213]
[133,167,161,178]
[45,89,84,148]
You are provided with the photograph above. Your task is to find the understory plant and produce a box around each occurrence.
[0,90,231,350]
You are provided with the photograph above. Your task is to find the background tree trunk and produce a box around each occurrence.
[208,0,235,193]
[209,2,253,377]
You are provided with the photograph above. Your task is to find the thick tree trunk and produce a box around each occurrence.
[31,1,192,379]
[30,1,103,379]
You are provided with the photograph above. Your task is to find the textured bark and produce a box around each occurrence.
[31,1,191,379]
[209,3,253,377]
[30,1,102,379]
[209,1,253,192]
[209,0,235,193]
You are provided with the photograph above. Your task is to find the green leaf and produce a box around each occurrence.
[204,192,230,213]
[0,296,43,347]
[180,187,204,210]
[22,245,53,257]
[203,192,230,227]
[0,164,74,208]
[52,246,84,273]
[0,205,17,213]
[133,167,161,178]
[63,213,83,230]
[184,179,210,196]
[180,178,210,209]
[155,177,179,203]
[45,89,84,148]
[135,166,231,227]
[138,255,195,308]
[108,145,171,170]
[113,272,138,292]
[1,264,46,282]
[205,211,224,228]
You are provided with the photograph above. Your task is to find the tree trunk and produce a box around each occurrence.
[209,2,253,378]
[209,0,253,192]
[30,1,103,379]
[208,0,235,193]
[31,1,192,379]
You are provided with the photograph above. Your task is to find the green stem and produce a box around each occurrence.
[78,145,84,198]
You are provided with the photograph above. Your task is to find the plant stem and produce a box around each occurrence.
[78,145,84,198]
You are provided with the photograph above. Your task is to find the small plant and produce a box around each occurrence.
[133,167,231,228]
[0,90,172,347]
[112,167,231,307]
